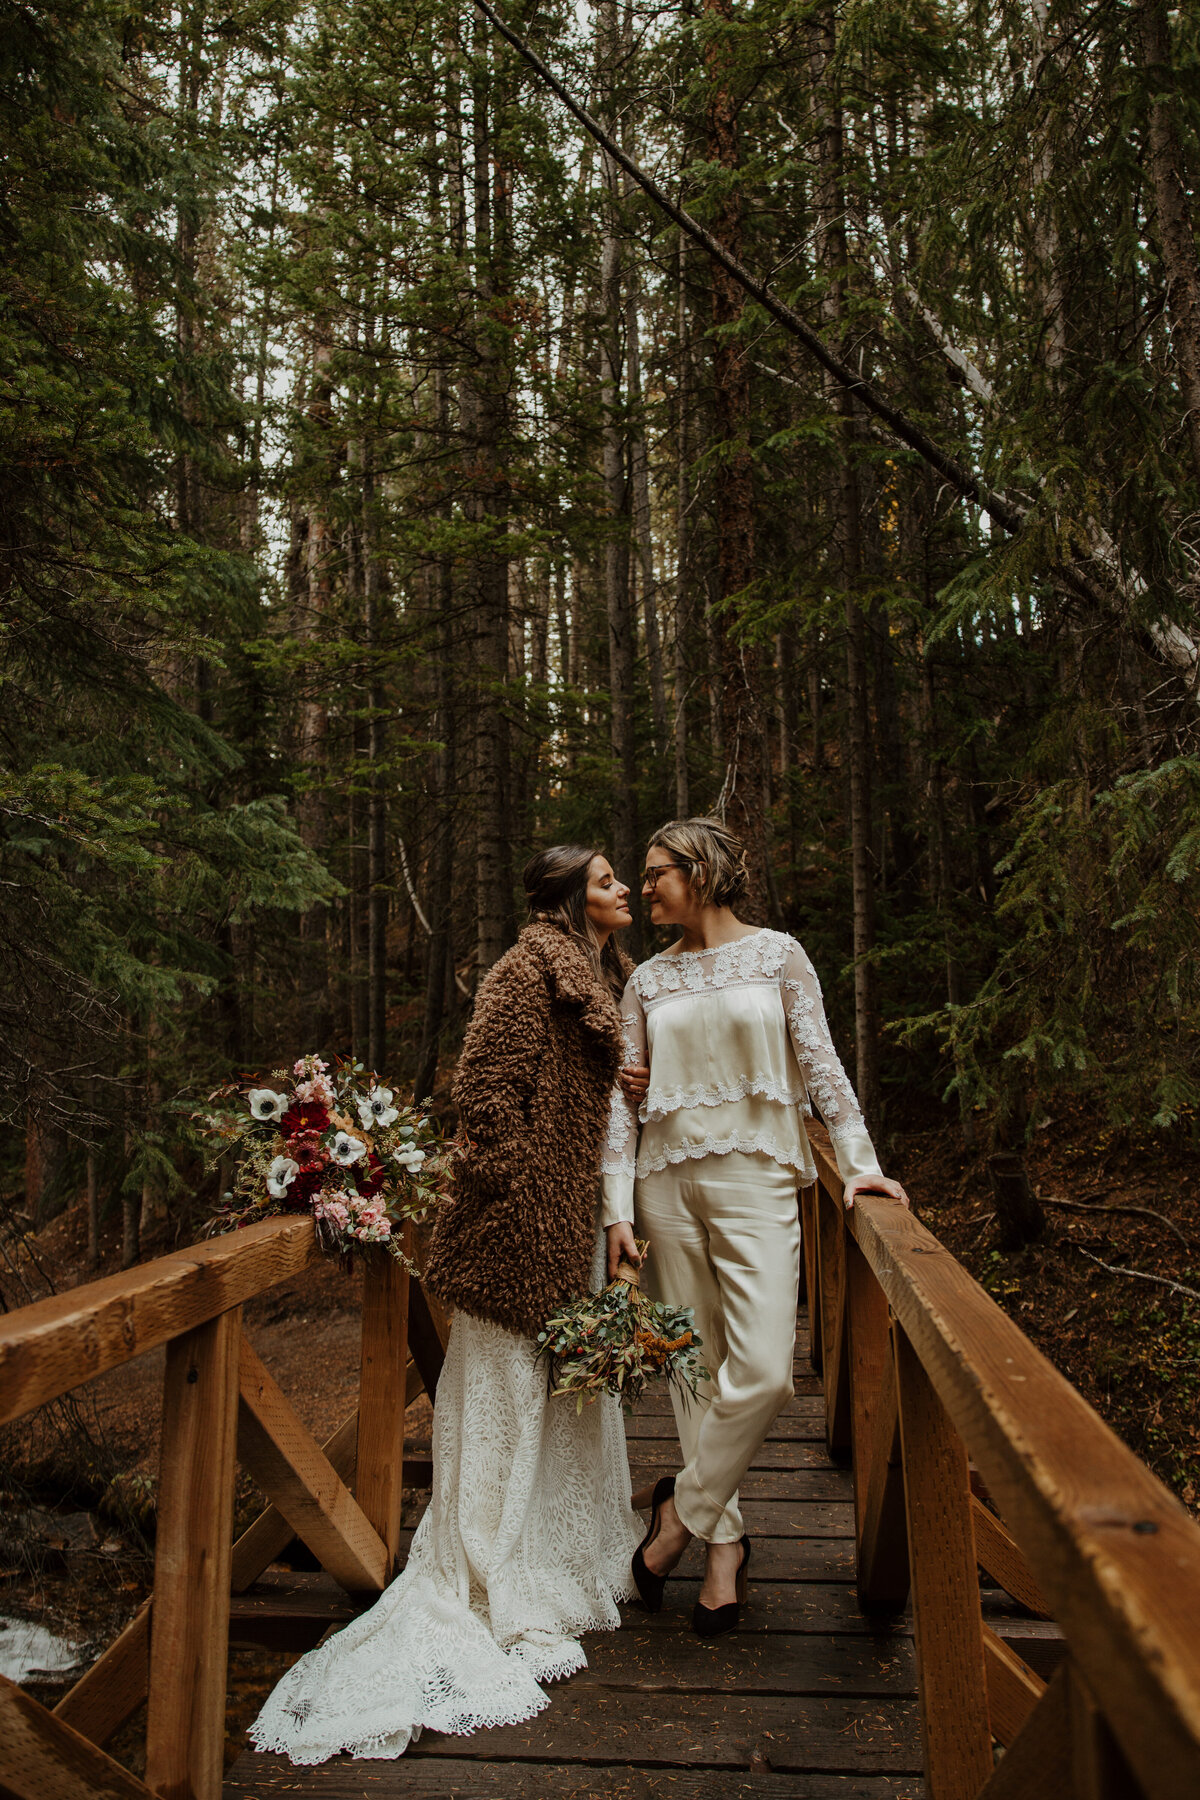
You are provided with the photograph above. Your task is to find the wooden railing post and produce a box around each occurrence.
[816,1185,851,1460]
[800,1185,822,1373]
[846,1238,909,1611]
[145,1307,240,1800]
[894,1323,993,1800]
[356,1231,411,1573]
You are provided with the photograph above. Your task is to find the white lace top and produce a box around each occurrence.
[599,928,882,1226]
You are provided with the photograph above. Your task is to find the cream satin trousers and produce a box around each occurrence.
[635,1151,801,1543]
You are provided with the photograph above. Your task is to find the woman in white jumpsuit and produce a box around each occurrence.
[602,817,908,1633]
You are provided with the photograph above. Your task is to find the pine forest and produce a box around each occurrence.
[4,0,1200,1464]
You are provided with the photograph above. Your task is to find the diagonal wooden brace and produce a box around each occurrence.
[236,1337,388,1595]
[977,1663,1072,1799]
[983,1623,1046,1746]
[0,1673,153,1800]
[972,1492,1050,1617]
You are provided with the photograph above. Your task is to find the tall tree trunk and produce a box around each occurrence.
[703,0,767,912]
[1029,0,1066,374]
[674,243,692,819]
[469,15,514,976]
[1140,0,1200,486]
[297,306,334,1045]
[598,0,641,913]
[416,118,462,1097]
[811,4,880,1128]
[363,426,388,1074]
[778,625,801,882]
[416,541,458,1102]
[627,254,669,766]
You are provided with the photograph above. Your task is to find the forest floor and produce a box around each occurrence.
[888,1101,1200,1514]
[0,1099,1196,1776]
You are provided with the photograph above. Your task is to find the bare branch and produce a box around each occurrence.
[1070,1243,1200,1304]
[1044,1195,1195,1250]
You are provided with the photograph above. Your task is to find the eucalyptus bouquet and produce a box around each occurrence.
[202,1054,445,1265]
[536,1243,708,1413]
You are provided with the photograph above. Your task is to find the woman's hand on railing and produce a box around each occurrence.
[618,1064,651,1102]
[842,1174,910,1212]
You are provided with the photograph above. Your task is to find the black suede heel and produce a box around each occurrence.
[691,1534,751,1637]
[631,1475,678,1613]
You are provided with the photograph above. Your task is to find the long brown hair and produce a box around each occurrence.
[523,845,626,1000]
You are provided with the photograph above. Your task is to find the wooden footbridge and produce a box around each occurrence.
[3,1126,1200,1800]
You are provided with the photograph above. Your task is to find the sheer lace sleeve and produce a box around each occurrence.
[599,975,646,1228]
[781,939,882,1182]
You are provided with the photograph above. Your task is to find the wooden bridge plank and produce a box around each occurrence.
[577,1627,917,1693]
[723,1501,855,1537]
[624,1409,825,1442]
[145,1307,240,1800]
[236,1339,389,1596]
[667,1536,856,1581]
[0,1216,318,1426]
[633,1381,823,1415]
[627,1434,832,1466]
[627,1465,855,1502]
[225,1756,923,1797]
[404,1693,921,1774]
[0,1672,153,1800]
[226,1571,1057,1668]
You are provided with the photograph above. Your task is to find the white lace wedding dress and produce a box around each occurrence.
[250,1232,644,1765]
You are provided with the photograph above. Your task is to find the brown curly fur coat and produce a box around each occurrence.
[424,923,632,1339]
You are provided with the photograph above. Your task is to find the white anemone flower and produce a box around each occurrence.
[356,1085,400,1131]
[266,1156,300,1199]
[248,1088,289,1123]
[393,1145,426,1171]
[330,1130,367,1167]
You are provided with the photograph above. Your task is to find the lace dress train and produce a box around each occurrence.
[250,1260,644,1764]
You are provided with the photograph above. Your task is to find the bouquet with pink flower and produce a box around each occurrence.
[201,1054,447,1265]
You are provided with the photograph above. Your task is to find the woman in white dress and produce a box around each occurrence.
[601,817,908,1634]
[252,847,646,1764]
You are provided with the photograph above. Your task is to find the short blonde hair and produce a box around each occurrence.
[647,817,750,910]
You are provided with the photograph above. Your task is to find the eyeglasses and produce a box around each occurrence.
[642,859,692,894]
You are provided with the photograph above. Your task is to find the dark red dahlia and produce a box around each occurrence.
[357,1151,387,1199]
[281,1100,330,1140]
[287,1129,327,1171]
[283,1164,324,1211]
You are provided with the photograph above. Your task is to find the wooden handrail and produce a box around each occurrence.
[806,1124,1200,1800]
[0,1216,447,1800]
[0,1214,319,1425]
